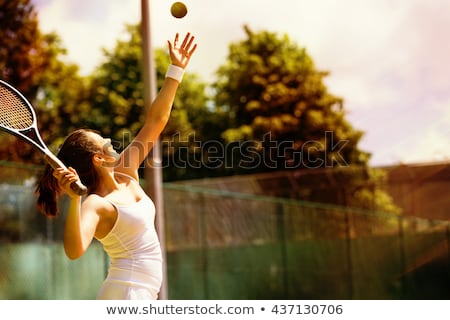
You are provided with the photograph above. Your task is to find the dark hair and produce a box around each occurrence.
[35,129,103,217]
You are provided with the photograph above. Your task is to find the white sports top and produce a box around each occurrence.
[95,173,163,300]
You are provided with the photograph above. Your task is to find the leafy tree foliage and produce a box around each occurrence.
[214,26,370,174]
[0,0,40,163]
[212,26,398,213]
[0,0,84,164]
[33,33,87,150]
[0,0,40,93]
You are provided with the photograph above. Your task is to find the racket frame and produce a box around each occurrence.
[0,80,87,195]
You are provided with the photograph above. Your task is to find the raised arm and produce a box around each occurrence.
[116,32,197,179]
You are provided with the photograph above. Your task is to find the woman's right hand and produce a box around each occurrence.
[52,167,82,199]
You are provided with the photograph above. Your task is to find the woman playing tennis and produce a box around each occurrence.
[36,32,197,299]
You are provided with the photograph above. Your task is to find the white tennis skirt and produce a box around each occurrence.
[96,260,162,300]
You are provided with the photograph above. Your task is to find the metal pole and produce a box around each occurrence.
[141,0,168,300]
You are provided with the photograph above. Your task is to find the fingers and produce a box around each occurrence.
[53,168,77,184]
[180,32,190,49]
[188,42,197,57]
[181,33,195,55]
[168,32,197,68]
[53,167,80,196]
[171,33,196,54]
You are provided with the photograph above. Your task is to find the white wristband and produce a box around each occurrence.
[165,64,185,83]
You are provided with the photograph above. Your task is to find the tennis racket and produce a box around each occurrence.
[0,79,87,195]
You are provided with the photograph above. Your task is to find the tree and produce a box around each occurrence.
[0,0,40,93]
[0,0,40,163]
[0,0,84,164]
[212,26,399,213]
[214,26,369,174]
[33,33,87,153]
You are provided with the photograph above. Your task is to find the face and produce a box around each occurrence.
[88,132,120,166]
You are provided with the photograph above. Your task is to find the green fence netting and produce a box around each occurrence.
[162,183,449,299]
[0,162,449,299]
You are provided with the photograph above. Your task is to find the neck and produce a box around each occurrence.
[93,168,120,196]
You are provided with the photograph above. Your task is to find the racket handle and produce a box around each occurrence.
[44,153,88,196]
[70,180,88,196]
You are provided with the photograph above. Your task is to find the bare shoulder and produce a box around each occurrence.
[81,194,115,214]
[83,194,118,239]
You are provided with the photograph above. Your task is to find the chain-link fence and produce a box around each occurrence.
[163,183,450,299]
[1,161,449,299]
[0,161,107,299]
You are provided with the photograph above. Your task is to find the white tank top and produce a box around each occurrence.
[95,173,163,298]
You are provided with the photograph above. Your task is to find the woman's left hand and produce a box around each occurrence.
[168,32,197,69]
[52,167,82,199]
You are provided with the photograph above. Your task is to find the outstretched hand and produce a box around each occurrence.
[168,32,197,69]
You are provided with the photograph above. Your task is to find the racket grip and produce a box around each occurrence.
[70,180,88,196]
[45,153,88,196]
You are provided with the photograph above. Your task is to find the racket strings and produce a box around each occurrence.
[0,86,34,129]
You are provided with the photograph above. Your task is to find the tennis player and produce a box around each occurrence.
[36,32,197,299]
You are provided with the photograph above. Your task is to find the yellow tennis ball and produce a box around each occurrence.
[171,2,188,19]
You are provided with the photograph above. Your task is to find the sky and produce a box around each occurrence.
[32,0,450,167]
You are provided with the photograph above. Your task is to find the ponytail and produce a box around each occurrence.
[36,164,61,217]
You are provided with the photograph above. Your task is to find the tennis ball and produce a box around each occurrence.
[171,2,188,19]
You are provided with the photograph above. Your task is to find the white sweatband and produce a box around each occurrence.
[165,64,185,83]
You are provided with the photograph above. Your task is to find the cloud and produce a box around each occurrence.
[394,129,450,164]
[363,94,450,165]
[35,0,140,73]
